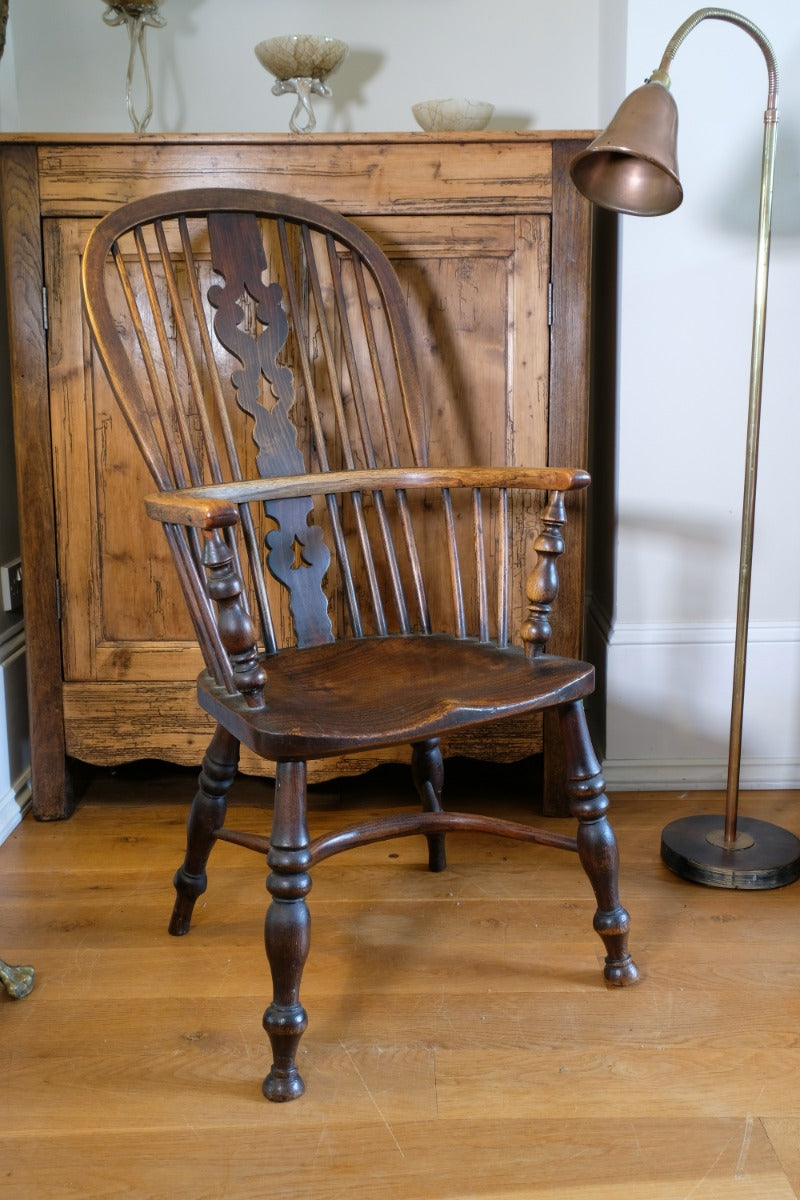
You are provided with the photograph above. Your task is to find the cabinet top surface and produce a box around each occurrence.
[0,130,596,219]
[0,130,596,146]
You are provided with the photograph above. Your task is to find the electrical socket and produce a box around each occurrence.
[1,557,22,612]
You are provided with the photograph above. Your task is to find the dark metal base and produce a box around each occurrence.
[661,814,800,890]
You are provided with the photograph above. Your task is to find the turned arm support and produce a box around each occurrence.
[201,526,267,709]
[144,496,267,709]
[521,487,578,658]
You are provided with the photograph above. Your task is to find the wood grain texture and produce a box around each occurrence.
[2,772,800,1196]
[0,145,70,819]
[33,135,556,218]
[542,140,601,813]
[1,133,602,819]
[61,682,544,781]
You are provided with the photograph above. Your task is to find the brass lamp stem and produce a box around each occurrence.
[724,113,777,845]
[657,9,778,848]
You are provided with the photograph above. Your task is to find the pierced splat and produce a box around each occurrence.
[290,536,313,571]
[206,212,302,478]
[207,211,332,646]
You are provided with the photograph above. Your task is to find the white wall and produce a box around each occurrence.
[1,0,799,810]
[607,0,800,788]
[3,0,601,134]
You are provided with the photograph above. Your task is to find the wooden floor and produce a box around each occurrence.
[3,760,800,1199]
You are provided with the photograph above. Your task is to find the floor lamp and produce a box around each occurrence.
[570,7,800,889]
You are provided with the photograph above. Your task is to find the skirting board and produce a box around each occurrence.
[0,772,31,844]
[0,631,31,845]
[588,607,800,792]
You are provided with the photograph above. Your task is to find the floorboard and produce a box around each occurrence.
[2,761,799,1198]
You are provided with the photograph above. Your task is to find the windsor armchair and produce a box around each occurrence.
[81,187,637,1101]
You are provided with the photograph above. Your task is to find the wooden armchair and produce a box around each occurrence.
[81,187,637,1101]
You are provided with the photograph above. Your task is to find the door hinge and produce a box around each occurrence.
[547,280,554,327]
[42,285,49,331]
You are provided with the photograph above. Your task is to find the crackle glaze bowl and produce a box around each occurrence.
[254,34,349,82]
[412,98,494,132]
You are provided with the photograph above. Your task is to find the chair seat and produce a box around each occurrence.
[198,634,594,760]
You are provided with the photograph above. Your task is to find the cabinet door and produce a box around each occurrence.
[45,212,551,771]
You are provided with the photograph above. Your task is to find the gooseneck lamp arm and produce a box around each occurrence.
[571,10,800,888]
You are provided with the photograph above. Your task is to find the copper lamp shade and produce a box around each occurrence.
[571,8,800,889]
[570,79,682,217]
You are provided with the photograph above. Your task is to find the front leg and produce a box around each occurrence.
[559,700,638,986]
[262,760,312,1101]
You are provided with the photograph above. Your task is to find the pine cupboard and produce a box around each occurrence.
[0,132,605,820]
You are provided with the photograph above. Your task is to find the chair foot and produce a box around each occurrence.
[168,726,239,937]
[595,905,639,986]
[168,871,206,936]
[558,701,638,986]
[577,814,639,986]
[263,1066,306,1102]
[579,831,638,986]
[426,836,448,873]
[262,1002,308,1101]
[412,739,447,872]
[604,954,639,987]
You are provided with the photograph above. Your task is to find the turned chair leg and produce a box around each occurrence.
[412,738,447,872]
[169,725,240,937]
[262,760,312,1102]
[559,700,639,987]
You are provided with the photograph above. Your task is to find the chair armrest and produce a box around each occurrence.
[145,492,240,529]
[145,465,590,520]
[145,464,590,678]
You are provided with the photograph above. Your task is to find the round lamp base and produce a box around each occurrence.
[661,815,800,890]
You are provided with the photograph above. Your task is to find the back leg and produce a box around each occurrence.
[169,724,240,936]
[412,738,447,872]
[558,700,638,986]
